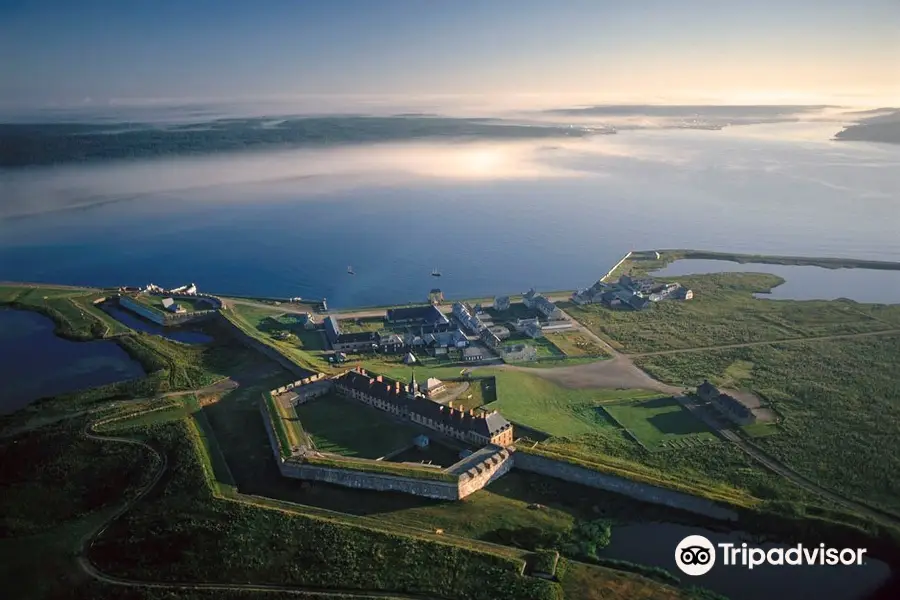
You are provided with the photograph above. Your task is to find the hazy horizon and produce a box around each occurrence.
[1,1,897,112]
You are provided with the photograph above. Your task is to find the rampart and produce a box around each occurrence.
[254,365,737,517]
[119,294,221,326]
[258,387,515,499]
[512,450,738,521]
[220,314,315,378]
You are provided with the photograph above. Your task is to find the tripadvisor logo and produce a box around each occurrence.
[675,535,868,576]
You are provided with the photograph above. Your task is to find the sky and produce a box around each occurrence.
[0,0,898,111]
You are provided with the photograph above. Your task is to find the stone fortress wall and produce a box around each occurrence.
[119,294,222,326]
[258,376,738,519]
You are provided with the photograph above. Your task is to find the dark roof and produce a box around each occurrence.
[324,316,341,343]
[386,305,448,324]
[474,411,512,437]
[418,322,453,335]
[716,393,753,418]
[335,368,511,438]
[334,331,379,344]
[697,381,719,399]
[336,369,412,408]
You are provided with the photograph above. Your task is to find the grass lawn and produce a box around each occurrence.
[602,397,717,451]
[294,393,421,458]
[338,316,386,333]
[564,271,900,354]
[1,284,131,339]
[546,330,609,357]
[634,333,900,514]
[741,422,781,438]
[483,370,664,438]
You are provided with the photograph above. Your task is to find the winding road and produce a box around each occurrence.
[77,414,443,599]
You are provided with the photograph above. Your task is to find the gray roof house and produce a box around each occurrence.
[462,347,485,362]
[494,296,511,311]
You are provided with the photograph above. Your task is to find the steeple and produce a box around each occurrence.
[408,369,418,399]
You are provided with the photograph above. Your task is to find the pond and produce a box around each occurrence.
[650,259,900,304]
[0,308,146,415]
[602,521,892,600]
[101,303,213,344]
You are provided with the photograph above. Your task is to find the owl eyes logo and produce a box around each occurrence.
[675,535,716,575]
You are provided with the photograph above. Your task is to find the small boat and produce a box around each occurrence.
[347,265,355,275]
[431,268,441,277]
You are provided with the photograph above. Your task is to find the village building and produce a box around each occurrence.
[296,312,317,329]
[334,368,514,445]
[533,296,564,320]
[489,325,511,340]
[419,377,447,398]
[502,343,537,362]
[453,301,486,333]
[524,322,543,339]
[494,296,511,311]
[696,380,756,425]
[462,346,485,362]
[325,316,379,353]
[513,317,541,332]
[480,327,502,348]
[386,305,449,325]
[161,297,186,313]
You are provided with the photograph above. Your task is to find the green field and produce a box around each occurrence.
[484,370,663,438]
[226,303,333,373]
[602,397,717,451]
[295,394,421,458]
[564,271,900,354]
[635,333,900,514]
[0,284,131,339]
[338,317,386,333]
[546,330,609,357]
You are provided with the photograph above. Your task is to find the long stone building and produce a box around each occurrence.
[334,367,514,446]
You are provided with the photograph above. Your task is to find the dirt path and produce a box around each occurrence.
[0,379,238,440]
[676,397,900,529]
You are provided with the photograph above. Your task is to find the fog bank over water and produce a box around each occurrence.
[0,120,897,306]
[2,120,896,220]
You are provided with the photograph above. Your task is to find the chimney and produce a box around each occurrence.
[368,378,375,385]
[448,401,453,409]
[469,408,474,416]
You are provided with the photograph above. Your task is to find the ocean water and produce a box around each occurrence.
[651,259,900,304]
[1,121,897,308]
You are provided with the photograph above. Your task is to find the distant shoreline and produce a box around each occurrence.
[645,249,900,272]
[4,249,900,315]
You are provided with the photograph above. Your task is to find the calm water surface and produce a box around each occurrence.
[0,309,145,414]
[603,522,891,600]
[0,125,897,307]
[651,260,900,304]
